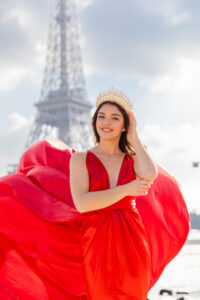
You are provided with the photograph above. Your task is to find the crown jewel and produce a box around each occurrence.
[96,87,133,113]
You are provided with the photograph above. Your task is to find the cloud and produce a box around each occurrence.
[0,112,33,176]
[1,7,32,28]
[80,0,200,82]
[137,0,191,26]
[75,0,94,10]
[135,55,200,126]
[140,56,200,94]
[0,0,48,92]
[7,112,30,132]
[0,0,199,88]
[0,65,27,92]
[140,121,200,211]
[141,121,199,162]
[1,0,198,94]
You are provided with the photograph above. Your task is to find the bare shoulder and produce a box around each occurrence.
[70,151,87,161]
[70,151,87,169]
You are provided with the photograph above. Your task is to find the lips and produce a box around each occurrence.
[102,128,113,132]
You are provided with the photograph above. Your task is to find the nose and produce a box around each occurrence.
[103,118,110,125]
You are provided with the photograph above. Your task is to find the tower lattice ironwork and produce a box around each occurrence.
[25,0,92,149]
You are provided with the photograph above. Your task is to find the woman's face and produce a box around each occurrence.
[96,103,125,140]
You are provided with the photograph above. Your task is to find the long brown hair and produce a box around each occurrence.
[91,101,136,155]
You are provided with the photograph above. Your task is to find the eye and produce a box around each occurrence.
[113,117,119,120]
[98,115,104,118]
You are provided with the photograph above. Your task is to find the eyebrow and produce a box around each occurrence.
[98,112,121,117]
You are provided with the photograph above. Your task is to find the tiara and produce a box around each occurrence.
[96,87,133,113]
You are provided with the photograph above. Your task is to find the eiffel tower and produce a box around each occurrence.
[25,0,92,149]
[7,0,93,174]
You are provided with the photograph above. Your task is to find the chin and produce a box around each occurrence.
[99,134,121,142]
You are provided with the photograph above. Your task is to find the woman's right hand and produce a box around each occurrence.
[125,179,153,196]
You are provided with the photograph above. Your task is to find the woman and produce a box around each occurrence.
[0,87,190,300]
[70,87,158,299]
[70,93,157,213]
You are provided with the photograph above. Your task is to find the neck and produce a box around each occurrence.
[95,138,122,155]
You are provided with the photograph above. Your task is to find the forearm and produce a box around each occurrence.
[130,134,158,180]
[78,184,129,213]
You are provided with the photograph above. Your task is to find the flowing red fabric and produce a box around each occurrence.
[0,138,190,299]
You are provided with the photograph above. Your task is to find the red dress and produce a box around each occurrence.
[0,139,190,300]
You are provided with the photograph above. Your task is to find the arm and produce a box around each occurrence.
[69,152,152,213]
[131,134,158,181]
[69,152,129,213]
[127,112,158,181]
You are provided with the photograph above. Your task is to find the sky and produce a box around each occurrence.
[0,0,200,212]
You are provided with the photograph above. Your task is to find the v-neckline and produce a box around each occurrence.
[87,150,127,189]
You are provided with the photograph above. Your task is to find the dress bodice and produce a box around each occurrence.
[85,150,137,211]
